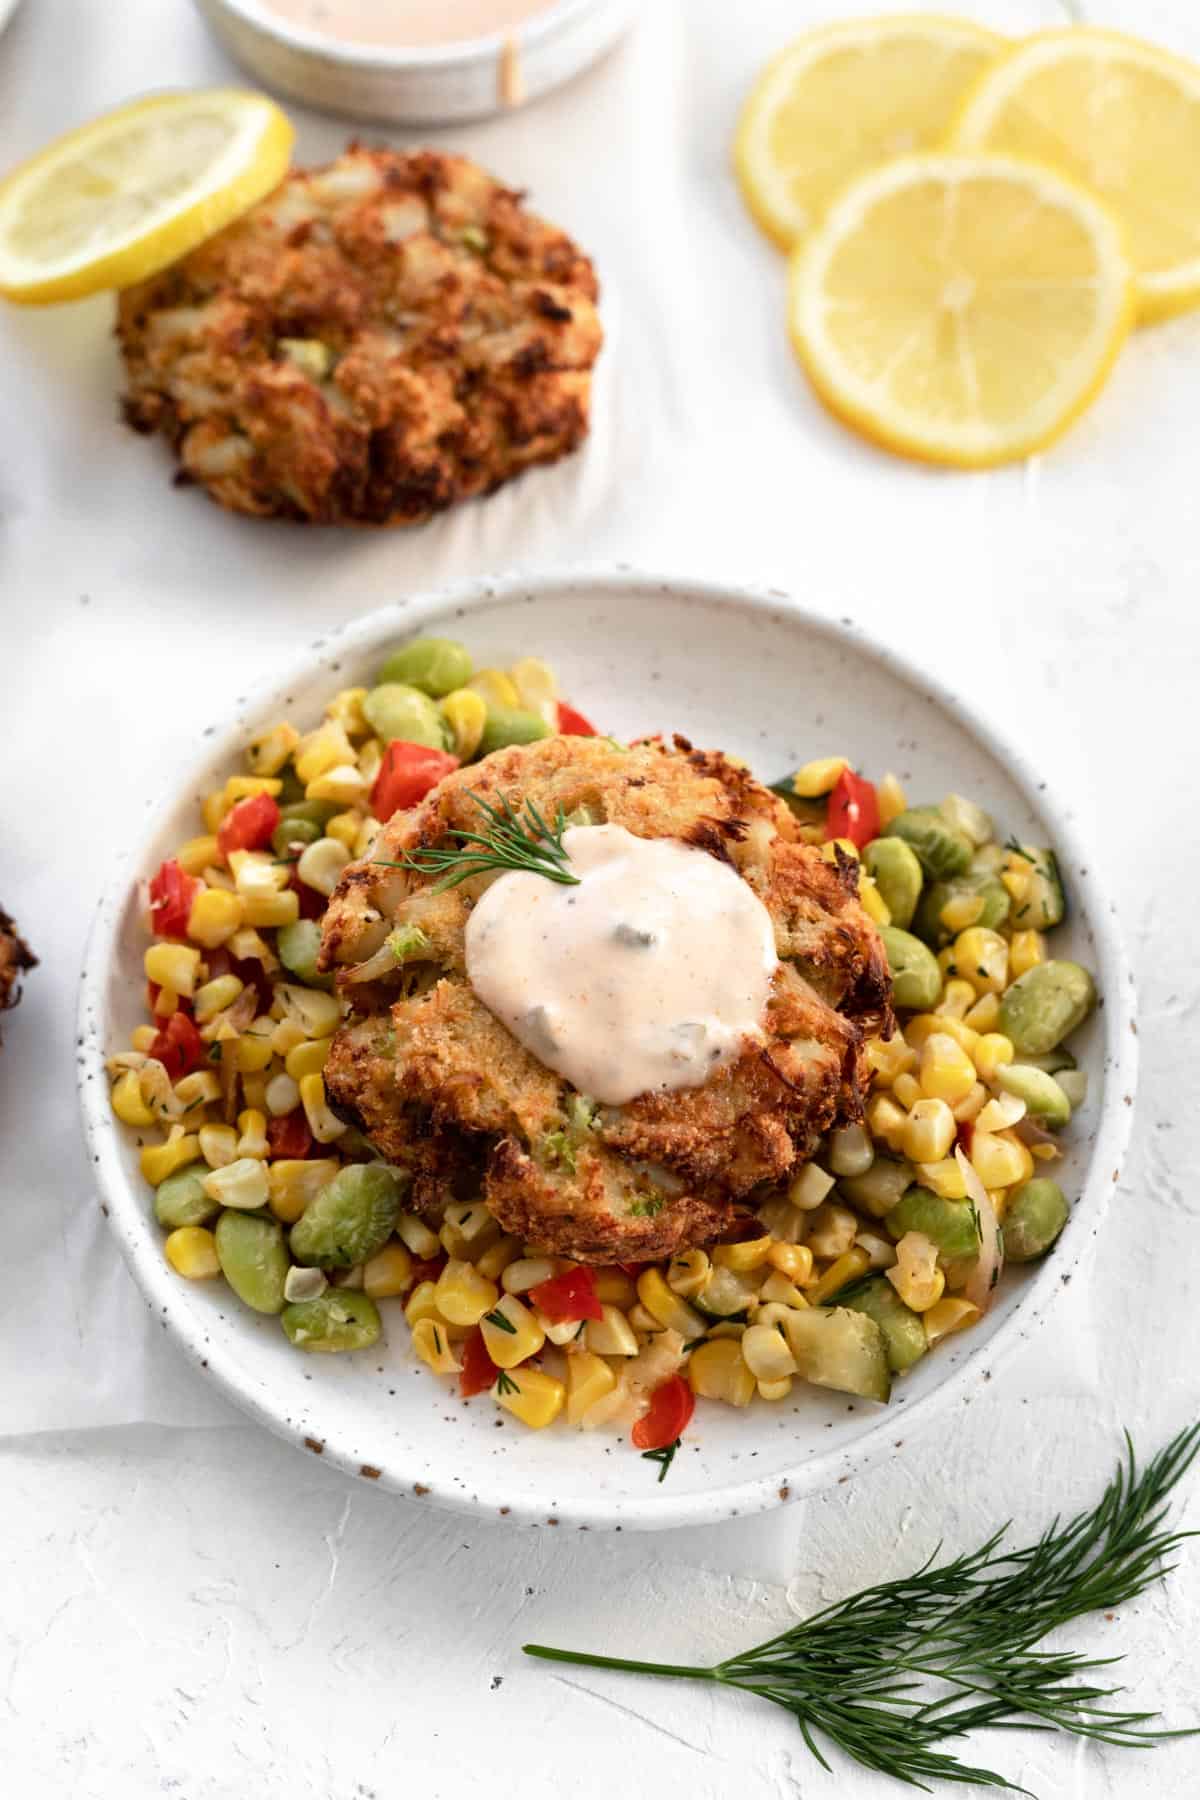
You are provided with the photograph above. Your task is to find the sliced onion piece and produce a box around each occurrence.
[955,1146,1004,1314]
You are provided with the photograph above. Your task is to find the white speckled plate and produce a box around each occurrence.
[78,570,1137,1530]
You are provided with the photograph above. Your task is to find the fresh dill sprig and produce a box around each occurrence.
[373,791,580,894]
[524,1424,1200,1793]
[642,1438,682,1483]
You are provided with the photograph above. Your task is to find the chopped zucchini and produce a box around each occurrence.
[1008,846,1066,929]
[782,1306,891,1402]
[841,1277,928,1374]
[887,1186,980,1260]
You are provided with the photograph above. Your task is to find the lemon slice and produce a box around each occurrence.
[952,29,1200,321]
[788,153,1133,468]
[0,90,293,304]
[735,14,1004,249]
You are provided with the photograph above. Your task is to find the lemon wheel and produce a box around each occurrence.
[952,29,1200,322]
[788,152,1133,468]
[735,14,1004,249]
[0,90,293,304]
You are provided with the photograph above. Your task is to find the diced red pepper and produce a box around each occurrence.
[217,791,281,860]
[527,1266,604,1323]
[148,860,201,938]
[371,742,459,822]
[268,1113,313,1160]
[825,768,879,851]
[617,1260,647,1279]
[459,1327,500,1398]
[556,700,598,736]
[409,1255,447,1288]
[631,1373,695,1452]
[148,1010,206,1081]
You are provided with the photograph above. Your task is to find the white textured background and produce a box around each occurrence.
[2,0,1198,1794]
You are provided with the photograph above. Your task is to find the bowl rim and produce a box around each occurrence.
[202,0,613,69]
[77,565,1138,1530]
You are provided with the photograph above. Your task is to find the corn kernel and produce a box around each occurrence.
[962,991,1001,1033]
[492,1365,565,1429]
[396,1212,442,1259]
[766,1242,813,1283]
[193,974,245,1025]
[475,1235,522,1282]
[592,1267,638,1308]
[584,1303,640,1357]
[806,1201,859,1259]
[229,850,289,898]
[404,1281,442,1330]
[197,1123,237,1168]
[242,890,300,929]
[299,1073,347,1144]
[915,1157,967,1200]
[1009,929,1047,980]
[296,837,351,899]
[688,1337,756,1406]
[791,756,849,797]
[936,978,977,1020]
[270,1018,308,1058]
[974,1034,1016,1088]
[821,836,859,864]
[807,1247,871,1306]
[667,1249,712,1299]
[152,986,180,1019]
[788,1162,836,1210]
[741,1323,798,1382]
[636,1269,706,1339]
[758,1376,794,1402]
[952,1082,988,1123]
[164,1226,220,1280]
[481,1292,546,1367]
[202,1157,269,1211]
[325,687,369,736]
[246,721,300,777]
[887,1231,945,1312]
[174,1070,220,1111]
[828,1123,874,1177]
[294,721,354,786]
[362,1243,413,1299]
[354,816,379,858]
[235,1024,275,1073]
[177,835,221,877]
[706,1320,749,1340]
[236,1108,268,1159]
[971,1130,1033,1189]
[876,773,907,828]
[306,763,369,808]
[902,1097,956,1164]
[144,942,200,998]
[566,1348,617,1424]
[324,809,363,849]
[953,927,1009,996]
[202,789,229,834]
[186,887,245,949]
[865,1032,917,1087]
[858,875,891,926]
[140,1129,200,1185]
[940,893,984,933]
[111,1069,155,1127]
[131,1025,159,1054]
[923,1296,981,1346]
[866,1093,909,1154]
[467,668,519,709]
[357,738,384,788]
[266,1158,339,1223]
[712,1235,772,1272]
[440,688,487,759]
[223,775,283,808]
[264,1072,300,1116]
[854,1230,897,1270]
[757,1271,810,1309]
[230,927,277,971]
[412,1317,462,1376]
[893,1072,922,1110]
[905,1013,979,1056]
[919,1032,977,1105]
[435,1258,499,1327]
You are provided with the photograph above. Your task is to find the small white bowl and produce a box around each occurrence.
[195,0,635,125]
[78,569,1136,1531]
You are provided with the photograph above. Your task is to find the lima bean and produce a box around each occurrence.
[862,837,923,929]
[281,1289,382,1353]
[272,815,321,858]
[289,1163,404,1268]
[996,1063,1072,1127]
[478,706,551,758]
[215,1211,289,1315]
[887,1187,980,1259]
[155,1164,218,1230]
[376,637,473,698]
[879,925,942,1010]
[362,683,448,750]
[998,960,1096,1056]
[1002,1179,1069,1262]
[883,807,972,880]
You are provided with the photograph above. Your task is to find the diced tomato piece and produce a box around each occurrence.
[825,768,879,851]
[631,1373,695,1452]
[148,860,201,938]
[217,791,281,860]
[956,1118,975,1155]
[268,1113,313,1160]
[371,742,459,822]
[556,700,598,736]
[409,1255,447,1287]
[459,1327,500,1398]
[528,1266,604,1323]
[617,1261,647,1279]
[149,1010,206,1081]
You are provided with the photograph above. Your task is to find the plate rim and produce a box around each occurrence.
[77,565,1138,1530]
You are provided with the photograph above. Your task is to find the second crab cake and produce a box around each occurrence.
[117,146,603,525]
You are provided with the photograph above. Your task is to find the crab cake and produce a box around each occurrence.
[0,907,35,1035]
[117,146,602,525]
[319,736,893,1263]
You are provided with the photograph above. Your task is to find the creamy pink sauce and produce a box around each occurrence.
[465,825,778,1107]
[262,0,555,48]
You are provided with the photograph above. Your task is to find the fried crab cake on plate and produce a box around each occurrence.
[117,146,602,525]
[318,736,893,1264]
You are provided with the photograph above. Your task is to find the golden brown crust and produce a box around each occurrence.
[117,146,602,525]
[320,736,893,1261]
[0,907,35,1028]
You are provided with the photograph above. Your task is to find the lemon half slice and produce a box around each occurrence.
[0,90,293,304]
[735,14,1004,249]
[952,28,1200,322]
[788,152,1133,468]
